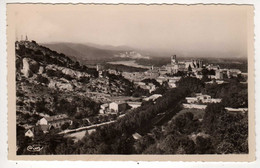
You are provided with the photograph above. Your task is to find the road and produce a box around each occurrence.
[58,120,116,135]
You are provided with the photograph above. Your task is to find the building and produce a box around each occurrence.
[134,82,156,93]
[25,129,34,138]
[122,72,147,82]
[196,93,221,103]
[37,114,72,131]
[99,103,109,114]
[196,94,212,103]
[183,103,207,110]
[195,73,203,79]
[96,64,105,78]
[168,81,177,88]
[172,63,186,73]
[184,60,203,69]
[108,69,121,75]
[225,107,248,114]
[127,101,142,109]
[205,80,226,85]
[156,76,167,85]
[159,65,170,75]
[207,64,220,71]
[215,70,224,79]
[170,55,203,74]
[171,55,177,65]
[227,69,242,78]
[185,93,222,104]
[109,101,128,112]
[144,68,160,79]
[167,76,181,88]
[147,83,156,93]
[186,97,198,104]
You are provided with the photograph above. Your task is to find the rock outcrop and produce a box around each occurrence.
[21,58,39,78]
[48,79,73,91]
[46,64,90,79]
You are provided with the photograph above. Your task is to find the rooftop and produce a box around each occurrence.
[45,114,69,122]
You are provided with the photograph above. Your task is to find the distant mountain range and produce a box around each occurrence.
[41,42,150,63]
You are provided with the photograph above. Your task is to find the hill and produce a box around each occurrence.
[42,42,121,62]
[42,42,150,64]
[15,40,142,119]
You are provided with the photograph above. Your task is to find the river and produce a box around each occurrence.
[107,60,150,69]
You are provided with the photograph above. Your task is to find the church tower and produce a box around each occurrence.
[171,55,177,65]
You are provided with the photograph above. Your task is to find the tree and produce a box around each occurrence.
[188,64,192,72]
[177,77,204,93]
[134,135,155,154]
[202,103,224,132]
[159,134,178,154]
[195,136,214,154]
[61,122,70,130]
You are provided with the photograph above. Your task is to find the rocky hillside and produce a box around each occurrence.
[15,40,136,123]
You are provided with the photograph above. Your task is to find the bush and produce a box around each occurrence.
[36,75,49,84]
[61,122,70,130]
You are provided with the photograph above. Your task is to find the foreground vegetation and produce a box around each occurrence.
[17,76,248,155]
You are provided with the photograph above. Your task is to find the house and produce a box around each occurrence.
[186,97,198,104]
[158,66,169,75]
[195,93,221,104]
[99,103,109,114]
[135,82,156,93]
[168,82,176,88]
[210,98,222,103]
[109,101,127,113]
[225,107,248,114]
[147,83,156,93]
[206,64,220,71]
[195,72,203,79]
[127,101,142,109]
[196,94,212,103]
[156,76,167,85]
[198,95,221,103]
[227,69,242,78]
[183,103,207,110]
[25,128,34,138]
[215,70,224,79]
[144,68,160,78]
[185,93,221,105]
[205,80,226,85]
[37,114,72,132]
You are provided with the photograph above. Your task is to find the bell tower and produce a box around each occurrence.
[171,55,177,65]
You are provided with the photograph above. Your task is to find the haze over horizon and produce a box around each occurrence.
[13,4,250,58]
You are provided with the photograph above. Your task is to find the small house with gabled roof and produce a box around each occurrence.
[37,114,72,132]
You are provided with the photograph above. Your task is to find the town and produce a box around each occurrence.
[16,39,248,155]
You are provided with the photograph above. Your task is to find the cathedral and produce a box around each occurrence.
[168,55,203,74]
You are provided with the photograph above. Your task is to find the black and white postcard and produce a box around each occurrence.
[6,4,255,161]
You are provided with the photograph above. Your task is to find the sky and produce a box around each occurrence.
[11,4,251,58]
